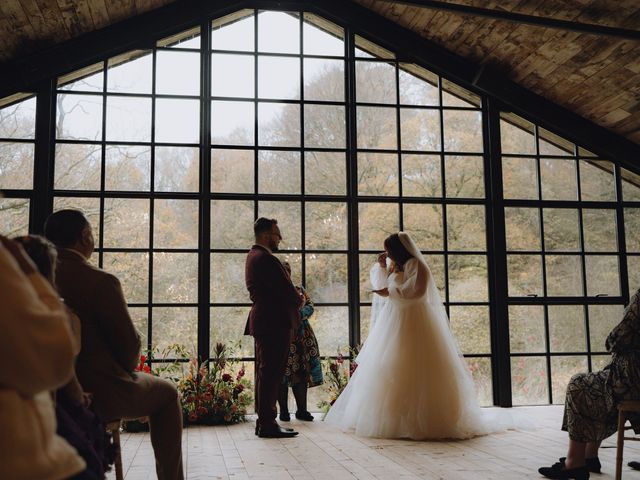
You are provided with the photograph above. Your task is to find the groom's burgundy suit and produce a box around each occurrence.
[245,245,301,431]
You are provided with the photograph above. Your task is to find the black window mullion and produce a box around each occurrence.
[147,49,157,356]
[32,81,56,235]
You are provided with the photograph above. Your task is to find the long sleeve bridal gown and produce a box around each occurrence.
[325,234,514,440]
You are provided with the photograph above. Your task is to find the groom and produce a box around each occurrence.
[245,218,302,438]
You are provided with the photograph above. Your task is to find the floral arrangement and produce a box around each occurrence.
[178,342,252,425]
[317,347,359,416]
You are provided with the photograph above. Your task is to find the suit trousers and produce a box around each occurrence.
[85,372,184,480]
[254,329,293,429]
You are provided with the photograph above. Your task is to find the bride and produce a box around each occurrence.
[325,231,514,440]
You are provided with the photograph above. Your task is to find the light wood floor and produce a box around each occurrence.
[107,406,640,479]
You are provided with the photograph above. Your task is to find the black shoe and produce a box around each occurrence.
[279,412,291,422]
[559,457,601,474]
[539,462,589,479]
[295,411,314,421]
[258,426,299,438]
[629,461,640,471]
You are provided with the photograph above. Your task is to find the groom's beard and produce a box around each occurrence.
[271,244,279,252]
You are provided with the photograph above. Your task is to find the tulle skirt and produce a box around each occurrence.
[324,298,514,440]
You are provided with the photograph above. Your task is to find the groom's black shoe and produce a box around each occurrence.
[559,457,601,474]
[539,462,589,479]
[255,422,294,435]
[279,412,291,422]
[628,461,640,471]
[258,425,299,438]
[295,411,314,421]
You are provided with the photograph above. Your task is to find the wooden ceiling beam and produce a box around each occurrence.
[376,0,640,40]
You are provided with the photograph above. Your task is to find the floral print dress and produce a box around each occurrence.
[283,286,324,388]
[562,289,640,442]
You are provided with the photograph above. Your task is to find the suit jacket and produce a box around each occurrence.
[54,249,141,399]
[245,245,301,336]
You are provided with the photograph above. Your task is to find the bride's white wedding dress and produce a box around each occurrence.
[325,232,517,440]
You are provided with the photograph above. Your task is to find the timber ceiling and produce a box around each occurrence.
[1,0,640,144]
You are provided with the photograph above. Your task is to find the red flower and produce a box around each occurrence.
[188,412,198,422]
[222,373,232,382]
[234,384,244,393]
[236,368,245,380]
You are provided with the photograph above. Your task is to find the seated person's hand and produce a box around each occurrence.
[377,252,387,268]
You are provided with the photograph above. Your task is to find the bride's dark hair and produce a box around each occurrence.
[384,233,413,267]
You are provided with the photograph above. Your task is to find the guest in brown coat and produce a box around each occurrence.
[44,209,184,480]
[245,217,302,438]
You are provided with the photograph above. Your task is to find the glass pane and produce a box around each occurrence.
[549,305,585,352]
[211,148,254,193]
[156,51,200,96]
[357,106,397,149]
[58,63,103,92]
[56,94,103,141]
[502,157,538,200]
[507,254,543,297]
[591,355,610,371]
[511,356,548,405]
[441,79,480,108]
[546,255,583,296]
[360,253,376,301]
[402,154,441,197]
[52,197,100,241]
[589,305,623,353]
[304,58,344,102]
[500,117,535,155]
[103,198,150,248]
[129,307,147,347]
[304,151,345,196]
[358,202,399,251]
[154,199,199,249]
[258,201,301,250]
[211,53,254,98]
[466,358,492,406]
[155,99,199,144]
[445,155,484,198]
[258,56,299,99]
[448,255,487,302]
[357,153,398,196]
[155,146,199,192]
[622,168,640,201]
[153,253,197,303]
[258,102,300,147]
[539,128,573,156]
[399,64,438,106]
[309,306,348,357]
[304,104,345,149]
[105,145,150,191]
[303,13,344,56]
[305,202,348,250]
[152,307,197,353]
[582,209,617,252]
[443,110,483,153]
[403,203,443,251]
[400,108,440,151]
[427,254,446,298]
[0,198,29,236]
[628,256,640,295]
[0,96,36,139]
[356,61,396,104]
[625,208,640,252]
[509,306,545,353]
[580,161,615,201]
[211,253,248,303]
[258,150,300,194]
[447,204,485,251]
[102,252,149,303]
[551,356,588,404]
[544,209,580,251]
[505,207,540,251]
[211,200,254,249]
[107,52,152,94]
[585,255,619,296]
[212,11,254,52]
[258,11,299,54]
[0,142,34,189]
[360,306,372,343]
[211,100,254,146]
[54,143,101,190]
[541,159,577,201]
[210,306,253,357]
[157,26,200,49]
[449,306,489,354]
[305,254,348,303]
[106,96,151,142]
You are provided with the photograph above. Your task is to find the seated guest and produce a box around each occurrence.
[15,234,114,479]
[0,234,86,480]
[44,210,184,480]
[539,289,640,479]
